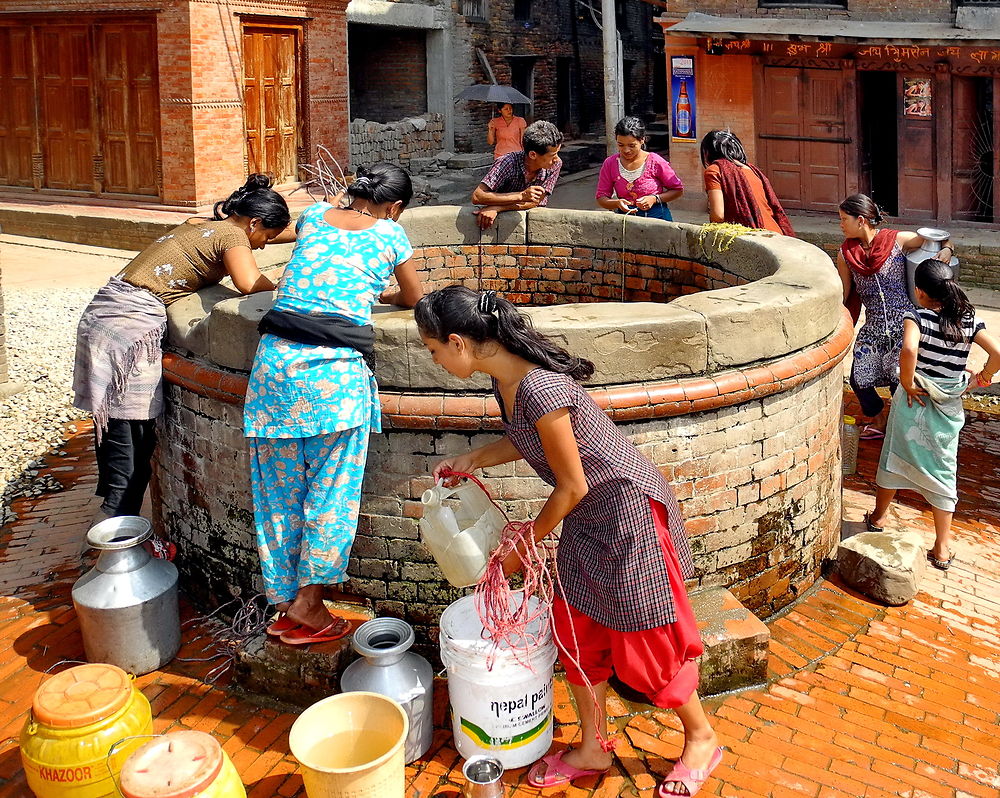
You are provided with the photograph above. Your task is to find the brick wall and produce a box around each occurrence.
[664,0,954,23]
[348,25,428,122]
[350,114,445,171]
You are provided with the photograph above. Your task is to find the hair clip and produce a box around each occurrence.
[478,290,498,315]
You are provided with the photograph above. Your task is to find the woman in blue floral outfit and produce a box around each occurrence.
[243,164,424,644]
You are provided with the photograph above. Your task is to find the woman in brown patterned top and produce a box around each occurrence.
[73,174,293,521]
[416,286,722,797]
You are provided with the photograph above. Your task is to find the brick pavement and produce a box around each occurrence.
[1,407,999,797]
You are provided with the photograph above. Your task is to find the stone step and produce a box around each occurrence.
[689,587,769,695]
[838,528,926,606]
[232,600,375,707]
[447,152,495,170]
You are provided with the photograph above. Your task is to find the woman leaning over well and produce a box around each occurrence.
[700,129,794,235]
[73,174,293,524]
[837,193,954,439]
[244,163,425,646]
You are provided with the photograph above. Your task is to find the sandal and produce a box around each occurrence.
[927,551,954,571]
[860,425,885,440]
[279,617,350,646]
[659,747,723,797]
[863,513,884,533]
[265,615,300,637]
[527,750,610,788]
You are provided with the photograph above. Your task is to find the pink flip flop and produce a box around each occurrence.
[526,750,610,788]
[658,747,724,797]
[860,425,885,440]
[279,618,350,646]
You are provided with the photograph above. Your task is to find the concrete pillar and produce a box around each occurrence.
[427,28,455,151]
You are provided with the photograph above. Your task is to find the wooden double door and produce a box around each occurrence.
[243,24,301,184]
[757,65,848,214]
[0,19,159,196]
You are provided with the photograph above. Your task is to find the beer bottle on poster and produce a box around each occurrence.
[675,79,692,137]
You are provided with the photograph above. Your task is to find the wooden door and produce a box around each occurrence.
[759,66,847,213]
[0,26,36,187]
[243,26,299,182]
[897,72,935,219]
[38,25,94,191]
[97,23,159,195]
[952,76,993,222]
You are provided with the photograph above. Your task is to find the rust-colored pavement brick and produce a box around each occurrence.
[1,409,999,797]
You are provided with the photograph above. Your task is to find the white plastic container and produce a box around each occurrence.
[420,480,506,587]
[439,593,557,770]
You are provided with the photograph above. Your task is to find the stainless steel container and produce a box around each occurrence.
[905,227,960,305]
[340,617,434,763]
[71,516,180,675]
[462,756,505,798]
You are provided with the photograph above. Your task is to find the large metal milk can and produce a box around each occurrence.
[905,227,960,305]
[72,516,181,675]
[340,617,434,763]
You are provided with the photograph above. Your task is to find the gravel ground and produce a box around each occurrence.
[1,286,93,522]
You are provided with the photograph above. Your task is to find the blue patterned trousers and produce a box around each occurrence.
[248,423,370,604]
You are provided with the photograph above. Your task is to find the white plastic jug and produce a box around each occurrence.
[420,479,506,587]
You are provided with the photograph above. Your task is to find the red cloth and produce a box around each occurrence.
[550,499,703,709]
[840,228,899,277]
[709,159,795,236]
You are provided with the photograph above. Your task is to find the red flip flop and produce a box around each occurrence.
[279,618,350,646]
[265,615,300,637]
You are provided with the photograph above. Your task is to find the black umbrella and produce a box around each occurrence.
[455,84,532,105]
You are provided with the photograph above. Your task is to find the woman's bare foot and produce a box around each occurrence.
[285,585,336,631]
[558,745,613,774]
[661,732,719,796]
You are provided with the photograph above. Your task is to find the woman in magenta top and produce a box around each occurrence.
[596,116,683,221]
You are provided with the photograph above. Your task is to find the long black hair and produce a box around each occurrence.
[347,163,414,208]
[700,130,747,167]
[914,258,974,343]
[213,174,290,229]
[414,286,595,381]
[839,193,884,226]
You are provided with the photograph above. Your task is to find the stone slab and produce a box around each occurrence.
[446,152,494,169]
[232,601,375,707]
[400,204,526,247]
[690,587,769,695]
[838,530,927,606]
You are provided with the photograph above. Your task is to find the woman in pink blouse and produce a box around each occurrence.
[596,116,683,221]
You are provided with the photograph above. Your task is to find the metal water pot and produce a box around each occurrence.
[905,227,960,305]
[72,516,181,675]
[340,617,434,763]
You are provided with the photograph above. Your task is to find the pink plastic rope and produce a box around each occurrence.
[442,469,616,752]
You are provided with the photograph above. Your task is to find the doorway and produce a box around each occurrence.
[858,71,899,216]
[508,57,535,121]
[243,24,301,183]
[952,76,994,223]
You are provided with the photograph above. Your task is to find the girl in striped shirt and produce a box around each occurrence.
[865,260,1000,570]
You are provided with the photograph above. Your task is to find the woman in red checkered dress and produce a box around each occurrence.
[415,286,722,797]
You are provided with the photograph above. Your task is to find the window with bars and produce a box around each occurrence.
[463,0,488,21]
[759,0,846,7]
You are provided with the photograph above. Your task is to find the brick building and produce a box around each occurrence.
[661,1,1000,226]
[0,0,350,207]
[346,0,666,156]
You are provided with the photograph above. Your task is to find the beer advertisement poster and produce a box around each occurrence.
[670,56,696,142]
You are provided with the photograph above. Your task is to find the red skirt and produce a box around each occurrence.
[551,499,703,709]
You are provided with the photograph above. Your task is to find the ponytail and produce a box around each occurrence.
[914,258,973,343]
[414,286,595,381]
[347,163,414,208]
[213,174,291,230]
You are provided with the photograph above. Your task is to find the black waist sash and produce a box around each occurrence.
[258,308,376,371]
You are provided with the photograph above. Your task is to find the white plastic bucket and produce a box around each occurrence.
[288,692,408,798]
[439,593,557,769]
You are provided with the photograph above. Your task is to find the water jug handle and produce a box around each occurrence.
[107,735,159,798]
[421,478,446,506]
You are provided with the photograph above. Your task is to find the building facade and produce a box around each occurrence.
[346,0,666,156]
[661,1,1000,226]
[0,0,350,207]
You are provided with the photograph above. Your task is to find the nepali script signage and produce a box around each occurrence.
[705,38,1000,66]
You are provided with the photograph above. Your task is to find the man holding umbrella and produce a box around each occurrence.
[471,120,564,230]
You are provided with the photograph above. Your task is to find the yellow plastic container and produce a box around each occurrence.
[289,692,408,798]
[119,730,246,798]
[20,663,153,798]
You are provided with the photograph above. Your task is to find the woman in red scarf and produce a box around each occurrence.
[837,194,953,438]
[700,130,794,235]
